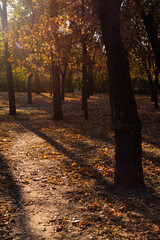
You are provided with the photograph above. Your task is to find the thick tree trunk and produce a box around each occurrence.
[50,0,63,120]
[52,63,63,120]
[93,0,144,188]
[27,72,33,105]
[1,0,16,115]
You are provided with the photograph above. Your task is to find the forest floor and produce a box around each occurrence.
[0,92,160,240]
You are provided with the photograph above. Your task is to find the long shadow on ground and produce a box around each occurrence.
[0,154,40,240]
[1,93,160,238]
[18,121,160,237]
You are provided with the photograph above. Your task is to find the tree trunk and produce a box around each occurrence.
[27,72,33,105]
[81,39,89,120]
[82,63,89,120]
[35,69,40,94]
[137,6,160,72]
[1,0,16,115]
[52,63,63,120]
[81,0,89,120]
[50,0,63,120]
[136,3,160,108]
[93,0,144,188]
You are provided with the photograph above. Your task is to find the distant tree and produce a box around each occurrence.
[135,0,160,108]
[93,0,144,188]
[0,0,16,115]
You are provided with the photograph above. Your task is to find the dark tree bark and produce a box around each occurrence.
[81,39,89,120]
[142,11,160,108]
[51,63,63,120]
[1,0,16,115]
[81,0,89,120]
[35,69,40,94]
[138,7,160,71]
[135,0,160,108]
[27,72,33,105]
[50,0,63,120]
[93,0,144,188]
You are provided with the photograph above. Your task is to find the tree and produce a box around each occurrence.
[7,0,109,99]
[50,0,63,120]
[64,0,103,119]
[135,0,160,108]
[93,0,144,188]
[120,1,154,97]
[0,0,16,115]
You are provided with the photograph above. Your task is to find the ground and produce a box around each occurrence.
[0,92,160,240]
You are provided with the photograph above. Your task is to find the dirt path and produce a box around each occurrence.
[1,93,160,240]
[7,130,89,240]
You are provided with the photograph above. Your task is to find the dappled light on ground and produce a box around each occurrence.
[0,93,160,239]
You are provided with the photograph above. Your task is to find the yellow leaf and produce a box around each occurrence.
[72,162,77,166]
[154,226,159,232]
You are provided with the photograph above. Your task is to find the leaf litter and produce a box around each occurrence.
[0,92,159,240]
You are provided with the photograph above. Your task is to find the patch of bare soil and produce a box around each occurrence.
[0,93,160,240]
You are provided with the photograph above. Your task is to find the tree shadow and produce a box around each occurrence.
[39,93,52,100]
[1,92,159,238]
[0,154,40,240]
[23,124,112,189]
[142,150,160,167]
[18,122,160,236]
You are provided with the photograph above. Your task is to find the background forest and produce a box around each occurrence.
[0,0,159,97]
[0,0,160,239]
